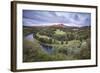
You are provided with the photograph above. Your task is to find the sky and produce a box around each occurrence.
[23,10,91,27]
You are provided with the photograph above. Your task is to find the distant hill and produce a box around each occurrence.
[23,23,90,29]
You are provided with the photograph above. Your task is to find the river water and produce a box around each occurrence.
[24,34,34,42]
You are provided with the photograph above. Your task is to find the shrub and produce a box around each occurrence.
[79,39,91,59]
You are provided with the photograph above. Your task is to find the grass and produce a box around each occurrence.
[36,33,50,39]
[54,29,66,35]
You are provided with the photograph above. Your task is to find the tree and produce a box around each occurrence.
[66,41,68,44]
[61,41,64,44]
[49,38,52,44]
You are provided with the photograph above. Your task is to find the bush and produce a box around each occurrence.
[66,40,81,55]
[79,39,91,59]
[23,39,51,62]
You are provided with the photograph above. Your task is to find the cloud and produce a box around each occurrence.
[23,10,91,27]
[70,13,91,26]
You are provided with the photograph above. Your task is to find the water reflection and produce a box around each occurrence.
[41,43,53,54]
[24,34,34,42]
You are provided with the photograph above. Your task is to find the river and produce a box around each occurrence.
[25,33,53,54]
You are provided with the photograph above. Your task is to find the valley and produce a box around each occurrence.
[23,24,91,62]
